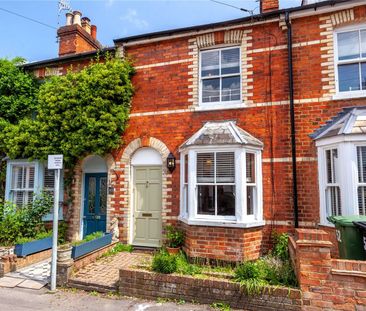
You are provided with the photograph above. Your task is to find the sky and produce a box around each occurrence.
[0,0,301,62]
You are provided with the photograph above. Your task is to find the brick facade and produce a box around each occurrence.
[289,228,366,310]
[22,2,366,261]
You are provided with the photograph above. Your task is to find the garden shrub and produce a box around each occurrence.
[152,250,177,274]
[272,232,289,261]
[165,225,184,248]
[175,251,202,276]
[15,231,52,244]
[0,193,52,246]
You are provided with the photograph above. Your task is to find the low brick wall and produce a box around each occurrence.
[289,228,366,310]
[119,268,302,310]
[0,249,51,277]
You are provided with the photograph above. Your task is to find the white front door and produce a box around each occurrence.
[133,166,162,247]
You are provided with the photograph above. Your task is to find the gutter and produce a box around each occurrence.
[285,12,299,229]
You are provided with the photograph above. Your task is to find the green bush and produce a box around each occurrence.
[272,232,289,261]
[175,252,202,276]
[234,261,268,295]
[0,193,52,246]
[152,250,177,274]
[72,231,104,246]
[165,225,184,248]
[58,221,68,245]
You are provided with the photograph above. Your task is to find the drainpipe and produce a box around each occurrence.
[285,11,299,228]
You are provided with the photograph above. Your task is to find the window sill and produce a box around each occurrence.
[178,216,265,228]
[318,222,335,228]
[332,92,366,101]
[195,102,245,112]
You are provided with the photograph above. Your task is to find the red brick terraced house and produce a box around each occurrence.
[6,0,366,262]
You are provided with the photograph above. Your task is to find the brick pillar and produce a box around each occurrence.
[291,228,333,309]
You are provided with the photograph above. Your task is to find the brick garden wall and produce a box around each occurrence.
[119,268,302,311]
[289,228,366,310]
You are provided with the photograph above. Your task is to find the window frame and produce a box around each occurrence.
[199,46,242,107]
[334,24,366,99]
[179,146,263,228]
[5,159,63,220]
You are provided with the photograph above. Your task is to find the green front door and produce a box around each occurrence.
[133,166,162,247]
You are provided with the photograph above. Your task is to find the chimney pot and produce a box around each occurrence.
[73,10,82,26]
[91,25,97,40]
[65,12,74,26]
[260,0,279,13]
[81,17,91,34]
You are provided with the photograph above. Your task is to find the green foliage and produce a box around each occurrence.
[152,250,177,274]
[0,56,134,166]
[211,302,231,311]
[0,193,52,245]
[15,231,52,244]
[58,221,68,245]
[234,261,269,295]
[175,251,202,276]
[100,242,133,258]
[72,231,104,246]
[272,232,289,261]
[0,58,38,123]
[165,225,184,248]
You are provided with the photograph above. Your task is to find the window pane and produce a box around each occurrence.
[216,152,235,183]
[337,31,360,60]
[361,30,366,58]
[362,63,366,90]
[99,177,107,215]
[326,149,337,183]
[184,154,188,184]
[338,63,360,92]
[247,185,255,215]
[222,76,240,102]
[358,186,366,216]
[221,48,240,75]
[201,51,219,77]
[44,168,55,190]
[202,78,220,103]
[246,153,255,183]
[326,186,341,216]
[12,166,23,189]
[88,177,96,214]
[357,146,366,183]
[217,185,235,216]
[197,153,214,183]
[197,185,215,215]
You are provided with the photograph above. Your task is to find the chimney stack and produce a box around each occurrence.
[81,17,91,35]
[260,0,279,13]
[57,10,102,57]
[91,25,97,41]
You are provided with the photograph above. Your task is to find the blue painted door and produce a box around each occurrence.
[83,173,107,237]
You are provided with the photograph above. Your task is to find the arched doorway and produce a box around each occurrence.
[82,155,108,238]
[131,147,163,247]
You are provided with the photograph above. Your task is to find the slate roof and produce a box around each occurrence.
[180,121,263,150]
[310,106,366,140]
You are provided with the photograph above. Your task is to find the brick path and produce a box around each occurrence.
[70,252,152,291]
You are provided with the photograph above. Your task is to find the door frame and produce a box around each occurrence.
[129,164,163,246]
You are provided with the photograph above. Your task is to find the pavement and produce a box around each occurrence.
[0,287,214,311]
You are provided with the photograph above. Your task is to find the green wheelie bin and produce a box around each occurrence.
[327,215,366,260]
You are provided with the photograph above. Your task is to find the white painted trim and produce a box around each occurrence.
[198,46,242,107]
[316,134,366,147]
[179,216,265,228]
[333,24,366,98]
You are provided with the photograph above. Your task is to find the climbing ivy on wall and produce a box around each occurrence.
[0,56,134,167]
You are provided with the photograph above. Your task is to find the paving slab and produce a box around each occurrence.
[17,279,47,290]
[0,276,25,288]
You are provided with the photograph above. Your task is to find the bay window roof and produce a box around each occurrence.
[180,121,263,149]
[311,107,366,140]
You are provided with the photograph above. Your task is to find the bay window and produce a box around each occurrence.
[180,147,263,227]
[325,149,342,217]
[357,146,366,215]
